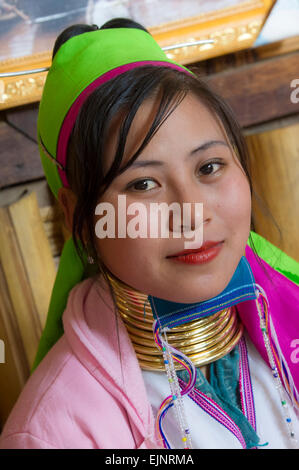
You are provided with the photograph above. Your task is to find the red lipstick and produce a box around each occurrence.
[167,240,224,265]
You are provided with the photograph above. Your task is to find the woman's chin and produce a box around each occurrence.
[148,282,227,304]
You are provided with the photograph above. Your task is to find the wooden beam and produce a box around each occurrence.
[0,119,42,189]
[201,51,299,127]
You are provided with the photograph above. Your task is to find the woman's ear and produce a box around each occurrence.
[57,187,77,234]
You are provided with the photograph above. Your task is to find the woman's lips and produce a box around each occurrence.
[167,241,224,265]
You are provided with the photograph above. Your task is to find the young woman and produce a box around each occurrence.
[0,19,298,449]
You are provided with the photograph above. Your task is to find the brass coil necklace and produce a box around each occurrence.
[106,270,244,371]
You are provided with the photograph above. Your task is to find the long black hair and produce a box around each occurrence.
[53,18,281,291]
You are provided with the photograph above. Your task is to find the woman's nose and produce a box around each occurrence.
[168,206,210,234]
[162,178,212,236]
[167,189,211,235]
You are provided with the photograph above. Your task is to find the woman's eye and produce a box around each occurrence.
[126,160,225,192]
[198,160,225,176]
[127,178,158,192]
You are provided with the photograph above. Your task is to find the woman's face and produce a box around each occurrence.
[95,92,252,303]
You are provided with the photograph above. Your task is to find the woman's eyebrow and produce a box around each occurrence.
[190,139,229,155]
[125,140,229,170]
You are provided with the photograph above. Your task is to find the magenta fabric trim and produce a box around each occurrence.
[240,246,299,409]
[56,60,191,188]
[178,335,257,449]
[178,377,247,448]
[239,336,257,433]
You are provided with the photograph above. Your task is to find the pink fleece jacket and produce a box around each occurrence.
[0,275,161,449]
[0,245,298,449]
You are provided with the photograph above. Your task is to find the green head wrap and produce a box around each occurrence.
[32,26,193,372]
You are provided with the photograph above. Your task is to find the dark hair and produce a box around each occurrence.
[53,18,281,293]
[52,24,99,60]
[52,18,149,60]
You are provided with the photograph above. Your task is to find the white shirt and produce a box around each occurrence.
[142,331,299,449]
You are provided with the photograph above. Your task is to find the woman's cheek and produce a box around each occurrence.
[222,174,252,249]
[222,170,251,220]
[94,200,155,266]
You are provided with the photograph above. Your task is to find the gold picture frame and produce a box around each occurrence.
[0,0,275,110]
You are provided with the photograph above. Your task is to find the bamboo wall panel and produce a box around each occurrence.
[0,264,29,430]
[246,122,299,262]
[0,191,59,427]
[9,192,57,330]
[0,206,41,368]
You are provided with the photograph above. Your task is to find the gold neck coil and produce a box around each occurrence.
[106,270,244,371]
